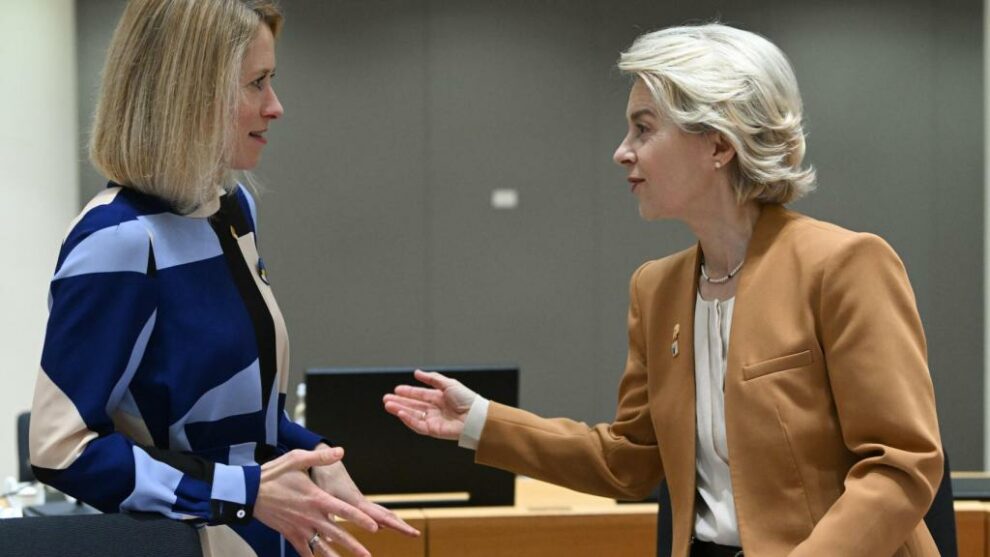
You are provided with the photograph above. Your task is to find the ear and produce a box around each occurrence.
[706,131,736,169]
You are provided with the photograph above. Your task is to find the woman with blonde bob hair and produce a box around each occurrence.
[31,1,418,556]
[386,23,943,557]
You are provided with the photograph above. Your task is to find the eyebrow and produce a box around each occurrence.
[249,68,276,80]
[628,108,656,121]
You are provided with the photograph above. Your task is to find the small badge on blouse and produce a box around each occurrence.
[257,257,270,285]
[671,323,680,357]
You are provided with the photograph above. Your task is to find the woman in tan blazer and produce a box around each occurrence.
[384,23,942,557]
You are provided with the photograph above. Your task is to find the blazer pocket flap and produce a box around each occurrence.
[742,350,814,381]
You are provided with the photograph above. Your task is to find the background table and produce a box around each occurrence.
[343,478,990,557]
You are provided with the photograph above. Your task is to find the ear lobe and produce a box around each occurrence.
[708,131,736,166]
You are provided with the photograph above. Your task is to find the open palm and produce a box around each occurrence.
[383,369,477,440]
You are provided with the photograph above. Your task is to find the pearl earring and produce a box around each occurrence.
[714,162,722,169]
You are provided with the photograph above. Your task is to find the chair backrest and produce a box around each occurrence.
[0,513,202,557]
[656,481,673,557]
[655,453,957,557]
[16,411,32,483]
[924,453,957,557]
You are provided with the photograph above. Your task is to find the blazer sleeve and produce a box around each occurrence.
[30,219,260,526]
[474,262,662,500]
[790,233,943,556]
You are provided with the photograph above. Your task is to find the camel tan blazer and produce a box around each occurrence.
[475,204,943,557]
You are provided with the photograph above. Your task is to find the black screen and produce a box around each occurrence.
[305,365,518,508]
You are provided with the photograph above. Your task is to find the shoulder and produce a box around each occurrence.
[231,183,259,233]
[767,207,902,270]
[633,245,697,287]
[756,210,912,308]
[54,187,160,279]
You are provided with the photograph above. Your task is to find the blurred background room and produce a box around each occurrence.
[2,0,984,505]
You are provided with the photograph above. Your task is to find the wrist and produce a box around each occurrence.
[458,396,490,450]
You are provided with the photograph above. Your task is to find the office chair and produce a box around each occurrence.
[0,513,202,557]
[655,454,957,557]
[925,453,957,557]
[16,411,33,483]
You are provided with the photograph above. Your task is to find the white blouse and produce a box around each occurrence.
[458,295,741,544]
[693,294,739,545]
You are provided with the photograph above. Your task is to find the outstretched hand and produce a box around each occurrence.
[382,369,478,440]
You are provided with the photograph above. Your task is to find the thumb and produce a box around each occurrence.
[415,369,456,390]
[289,446,344,470]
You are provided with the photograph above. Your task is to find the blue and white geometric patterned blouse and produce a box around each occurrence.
[30,183,324,556]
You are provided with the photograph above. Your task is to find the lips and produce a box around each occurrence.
[249,131,267,145]
[628,177,645,192]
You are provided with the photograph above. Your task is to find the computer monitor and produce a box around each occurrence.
[305,365,519,508]
[951,472,990,500]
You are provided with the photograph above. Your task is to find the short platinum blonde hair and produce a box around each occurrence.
[90,0,283,214]
[618,23,816,204]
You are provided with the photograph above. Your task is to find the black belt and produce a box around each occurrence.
[691,540,744,557]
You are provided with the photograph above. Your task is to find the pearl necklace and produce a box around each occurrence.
[700,257,744,284]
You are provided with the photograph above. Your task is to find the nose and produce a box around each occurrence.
[613,137,635,166]
[263,87,284,120]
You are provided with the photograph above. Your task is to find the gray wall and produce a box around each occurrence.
[77,0,985,468]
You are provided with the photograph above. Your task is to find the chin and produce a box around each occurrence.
[231,158,260,171]
[637,205,665,221]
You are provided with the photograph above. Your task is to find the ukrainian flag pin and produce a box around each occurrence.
[257,257,270,285]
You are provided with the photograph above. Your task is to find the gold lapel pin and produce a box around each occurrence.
[671,323,680,357]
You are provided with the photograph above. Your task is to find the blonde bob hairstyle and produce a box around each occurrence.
[90,0,283,214]
[618,23,816,204]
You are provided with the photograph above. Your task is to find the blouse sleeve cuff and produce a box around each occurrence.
[458,396,490,450]
[209,463,260,525]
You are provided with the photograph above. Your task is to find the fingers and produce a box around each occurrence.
[311,537,342,557]
[304,532,343,557]
[288,532,318,557]
[318,517,371,557]
[388,403,431,436]
[314,491,379,533]
[383,398,430,426]
[382,393,433,414]
[392,385,445,406]
[361,501,421,537]
[293,512,368,557]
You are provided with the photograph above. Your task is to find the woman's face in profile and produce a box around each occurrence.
[233,24,283,170]
[612,79,713,221]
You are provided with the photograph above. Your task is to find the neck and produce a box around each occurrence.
[689,200,762,277]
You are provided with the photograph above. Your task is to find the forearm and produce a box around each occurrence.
[32,429,260,524]
[474,402,661,500]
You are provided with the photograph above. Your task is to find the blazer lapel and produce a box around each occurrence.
[724,203,792,384]
[647,245,702,554]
